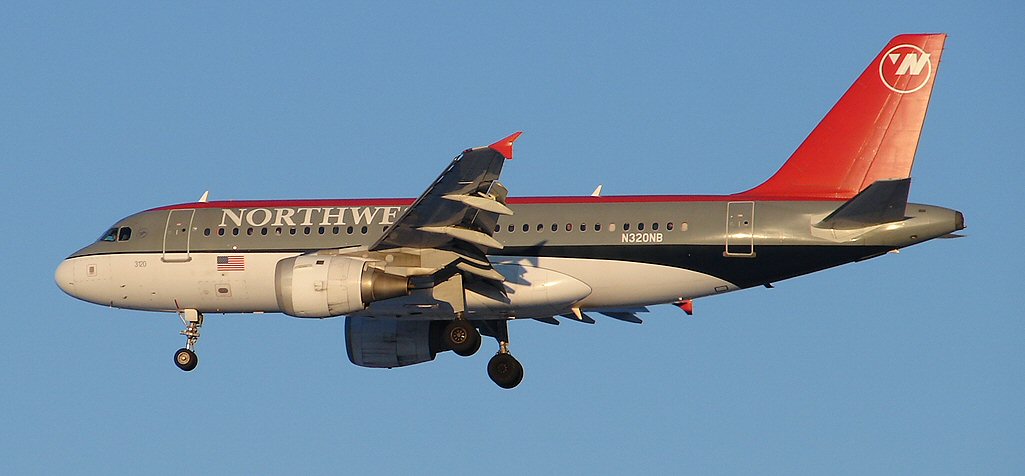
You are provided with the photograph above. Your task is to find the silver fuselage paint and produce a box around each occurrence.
[55,198,962,318]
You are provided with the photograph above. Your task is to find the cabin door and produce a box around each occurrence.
[725,201,755,257]
[163,210,195,262]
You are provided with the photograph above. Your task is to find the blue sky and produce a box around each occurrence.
[2,1,1023,474]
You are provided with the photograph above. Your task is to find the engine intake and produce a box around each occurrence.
[275,255,409,318]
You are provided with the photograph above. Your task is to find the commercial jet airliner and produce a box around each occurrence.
[56,34,963,388]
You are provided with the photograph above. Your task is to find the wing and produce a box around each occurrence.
[369,132,521,281]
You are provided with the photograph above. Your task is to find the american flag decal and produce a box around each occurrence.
[217,255,245,271]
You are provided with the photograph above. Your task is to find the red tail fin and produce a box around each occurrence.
[745,34,947,200]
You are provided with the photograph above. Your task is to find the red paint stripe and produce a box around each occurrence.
[148,194,844,211]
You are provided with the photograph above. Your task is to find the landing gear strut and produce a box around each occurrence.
[480,320,523,389]
[443,317,481,357]
[175,309,203,372]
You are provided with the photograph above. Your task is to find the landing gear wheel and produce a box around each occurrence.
[174,348,198,371]
[445,319,481,357]
[488,352,524,389]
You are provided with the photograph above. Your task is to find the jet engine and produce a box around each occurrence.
[274,255,410,318]
[345,317,447,368]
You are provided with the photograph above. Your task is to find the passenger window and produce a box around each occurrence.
[360,226,368,234]
[332,226,340,234]
[508,224,514,233]
[261,228,269,236]
[247,227,254,236]
[204,228,211,236]
[347,226,354,235]
[232,228,240,236]
[623,223,630,231]
[551,224,558,232]
[666,222,674,231]
[494,224,500,233]
[637,223,645,231]
[594,223,602,231]
[218,228,225,236]
[566,223,572,231]
[536,224,543,232]
[652,222,659,231]
[117,227,132,241]
[99,228,118,242]
[522,224,529,232]
[580,224,586,232]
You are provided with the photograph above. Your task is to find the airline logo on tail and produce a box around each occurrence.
[879,44,933,94]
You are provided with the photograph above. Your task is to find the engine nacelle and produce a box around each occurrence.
[345,317,444,368]
[275,255,409,318]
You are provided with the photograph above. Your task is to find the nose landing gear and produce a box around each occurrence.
[174,309,203,372]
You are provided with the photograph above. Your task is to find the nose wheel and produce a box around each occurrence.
[175,309,203,372]
[175,348,198,371]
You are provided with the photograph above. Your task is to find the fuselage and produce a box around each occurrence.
[55,195,963,318]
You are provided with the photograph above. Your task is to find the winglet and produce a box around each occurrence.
[674,299,694,316]
[489,132,523,160]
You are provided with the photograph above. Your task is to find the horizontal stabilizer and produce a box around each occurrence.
[816,178,911,230]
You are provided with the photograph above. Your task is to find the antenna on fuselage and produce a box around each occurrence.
[198,191,210,203]
[591,184,603,197]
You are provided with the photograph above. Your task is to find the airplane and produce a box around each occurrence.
[55,34,963,389]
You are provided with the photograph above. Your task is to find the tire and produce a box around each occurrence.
[487,353,524,389]
[444,320,481,357]
[174,348,198,371]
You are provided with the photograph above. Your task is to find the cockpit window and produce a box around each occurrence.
[100,228,118,242]
[98,226,132,242]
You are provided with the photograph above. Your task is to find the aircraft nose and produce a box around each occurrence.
[55,259,75,296]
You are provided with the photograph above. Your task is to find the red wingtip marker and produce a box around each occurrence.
[674,299,694,316]
[489,131,523,160]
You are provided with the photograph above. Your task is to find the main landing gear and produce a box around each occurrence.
[479,320,524,389]
[174,309,203,372]
[441,317,523,388]
[487,344,523,389]
[443,317,482,357]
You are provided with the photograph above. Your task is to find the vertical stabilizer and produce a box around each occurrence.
[745,34,946,200]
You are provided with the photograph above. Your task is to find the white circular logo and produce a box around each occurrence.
[878,44,932,94]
